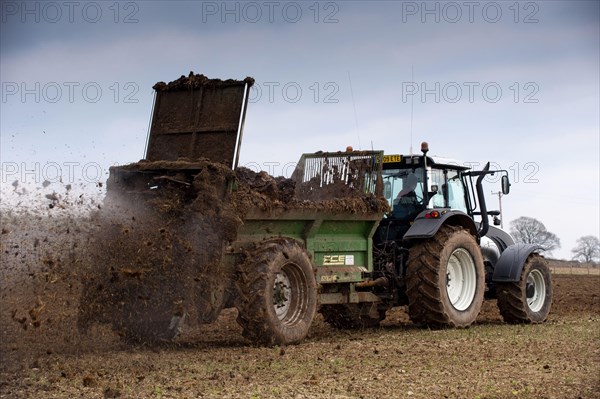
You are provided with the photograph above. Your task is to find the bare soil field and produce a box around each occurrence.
[0,175,598,398]
[1,272,598,399]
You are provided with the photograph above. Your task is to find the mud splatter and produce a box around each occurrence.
[0,157,388,370]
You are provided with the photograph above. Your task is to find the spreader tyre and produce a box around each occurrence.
[406,225,485,328]
[497,254,552,323]
[236,239,317,346]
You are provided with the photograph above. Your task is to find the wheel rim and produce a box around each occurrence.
[526,269,546,312]
[446,248,477,311]
[273,263,307,325]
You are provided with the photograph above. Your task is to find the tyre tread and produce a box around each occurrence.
[235,239,316,345]
[406,225,484,328]
[497,254,552,324]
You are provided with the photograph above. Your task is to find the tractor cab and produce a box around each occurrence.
[382,155,470,220]
[376,142,510,246]
[378,146,471,243]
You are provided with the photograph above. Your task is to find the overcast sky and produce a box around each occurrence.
[1,1,598,259]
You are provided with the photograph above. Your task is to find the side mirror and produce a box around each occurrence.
[501,175,511,195]
[384,182,392,199]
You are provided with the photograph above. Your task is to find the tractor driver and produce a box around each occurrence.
[392,173,420,218]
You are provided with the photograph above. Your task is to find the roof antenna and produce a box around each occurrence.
[410,64,415,156]
[348,71,361,150]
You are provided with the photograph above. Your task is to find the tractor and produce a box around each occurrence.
[319,142,553,330]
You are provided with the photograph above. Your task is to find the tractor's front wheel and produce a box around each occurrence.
[406,225,485,328]
[235,239,317,346]
[496,254,552,323]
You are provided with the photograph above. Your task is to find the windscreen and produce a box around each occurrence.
[383,168,425,220]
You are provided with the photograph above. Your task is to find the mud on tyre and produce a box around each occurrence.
[496,254,552,324]
[235,239,317,346]
[406,225,485,328]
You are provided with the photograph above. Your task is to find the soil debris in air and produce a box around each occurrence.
[1,155,387,369]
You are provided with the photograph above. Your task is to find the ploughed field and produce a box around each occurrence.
[0,167,598,398]
[1,247,598,399]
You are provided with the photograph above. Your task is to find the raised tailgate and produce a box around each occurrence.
[145,73,254,168]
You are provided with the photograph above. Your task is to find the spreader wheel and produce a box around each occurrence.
[235,239,317,346]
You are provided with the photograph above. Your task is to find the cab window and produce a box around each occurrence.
[428,168,445,208]
[446,170,468,213]
[382,168,425,219]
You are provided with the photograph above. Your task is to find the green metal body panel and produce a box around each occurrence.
[227,150,386,305]
[232,209,382,288]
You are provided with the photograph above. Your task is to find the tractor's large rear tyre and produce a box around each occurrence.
[321,303,387,329]
[235,239,317,346]
[496,254,552,324]
[406,225,485,328]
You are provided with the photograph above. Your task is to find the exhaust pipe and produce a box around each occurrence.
[476,162,490,237]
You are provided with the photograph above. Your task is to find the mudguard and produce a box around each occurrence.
[491,243,543,282]
[403,209,477,240]
[485,225,515,252]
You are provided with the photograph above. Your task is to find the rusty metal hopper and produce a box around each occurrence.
[145,72,254,168]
